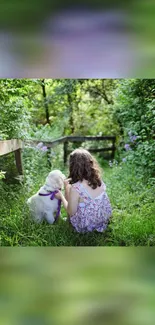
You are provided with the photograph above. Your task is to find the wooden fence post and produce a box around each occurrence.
[111,137,116,159]
[47,148,52,168]
[64,141,68,165]
[14,149,23,175]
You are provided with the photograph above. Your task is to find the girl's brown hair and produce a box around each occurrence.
[68,148,102,189]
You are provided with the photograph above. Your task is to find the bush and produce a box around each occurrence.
[114,79,155,179]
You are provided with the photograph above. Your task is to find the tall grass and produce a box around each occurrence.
[0,151,154,246]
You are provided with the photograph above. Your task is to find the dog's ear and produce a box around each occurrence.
[48,176,58,189]
[55,172,66,188]
[54,177,64,190]
[46,175,62,190]
[45,174,55,190]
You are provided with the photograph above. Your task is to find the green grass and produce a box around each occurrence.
[0,160,155,246]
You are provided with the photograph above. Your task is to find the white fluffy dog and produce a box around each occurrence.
[27,170,66,224]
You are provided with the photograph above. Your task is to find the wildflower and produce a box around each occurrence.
[122,157,127,162]
[124,144,131,151]
[109,161,113,167]
[128,131,137,143]
[130,135,137,142]
[36,142,43,149]
[41,146,48,152]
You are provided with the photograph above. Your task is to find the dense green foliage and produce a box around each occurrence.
[114,79,155,179]
[0,79,154,246]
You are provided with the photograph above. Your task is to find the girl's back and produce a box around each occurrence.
[80,179,106,199]
[70,180,112,233]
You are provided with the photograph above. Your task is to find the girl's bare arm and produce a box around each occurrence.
[55,187,79,217]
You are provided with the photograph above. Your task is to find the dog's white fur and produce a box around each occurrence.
[27,170,66,224]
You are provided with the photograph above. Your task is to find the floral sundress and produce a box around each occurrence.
[70,181,112,233]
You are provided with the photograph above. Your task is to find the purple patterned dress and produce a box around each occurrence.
[70,181,112,233]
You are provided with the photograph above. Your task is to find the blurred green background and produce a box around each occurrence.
[0,1,155,76]
[0,1,130,30]
[0,248,155,325]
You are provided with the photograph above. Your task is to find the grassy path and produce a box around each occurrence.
[0,161,155,246]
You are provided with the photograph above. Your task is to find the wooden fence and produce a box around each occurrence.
[0,136,116,174]
[0,139,23,174]
[62,136,116,164]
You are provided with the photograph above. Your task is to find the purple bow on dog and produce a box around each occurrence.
[39,190,61,221]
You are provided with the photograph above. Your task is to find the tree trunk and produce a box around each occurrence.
[67,93,74,134]
[41,79,50,125]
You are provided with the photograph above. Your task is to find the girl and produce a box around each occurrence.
[55,148,112,233]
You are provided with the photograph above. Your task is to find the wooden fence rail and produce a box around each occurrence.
[62,136,116,164]
[0,136,116,175]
